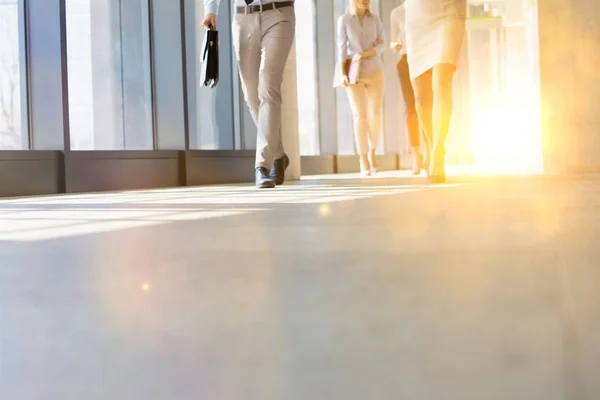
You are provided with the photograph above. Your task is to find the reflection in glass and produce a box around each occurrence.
[66,0,153,150]
[0,0,25,150]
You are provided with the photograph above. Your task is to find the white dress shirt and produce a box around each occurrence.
[336,13,386,77]
[205,0,294,15]
[390,4,407,59]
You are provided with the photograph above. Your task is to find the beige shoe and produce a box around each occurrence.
[368,149,379,173]
[359,154,371,176]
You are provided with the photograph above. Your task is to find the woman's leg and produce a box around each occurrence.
[397,56,423,173]
[411,69,433,174]
[430,63,456,181]
[365,70,385,172]
[345,83,370,174]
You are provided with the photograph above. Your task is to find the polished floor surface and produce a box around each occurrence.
[1,171,599,399]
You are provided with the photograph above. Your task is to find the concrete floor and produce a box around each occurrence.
[0,172,599,399]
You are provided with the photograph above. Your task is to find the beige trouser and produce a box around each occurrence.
[344,69,385,154]
[232,6,296,169]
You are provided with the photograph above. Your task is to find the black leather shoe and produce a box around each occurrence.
[255,167,276,188]
[270,154,289,185]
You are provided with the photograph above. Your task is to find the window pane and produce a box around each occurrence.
[0,0,26,150]
[333,0,355,155]
[185,0,235,150]
[465,1,543,171]
[66,0,153,150]
[295,0,319,155]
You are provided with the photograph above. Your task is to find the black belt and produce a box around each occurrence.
[236,1,294,14]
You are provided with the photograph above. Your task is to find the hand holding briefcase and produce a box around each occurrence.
[200,25,219,88]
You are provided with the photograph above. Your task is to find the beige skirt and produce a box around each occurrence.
[405,0,467,79]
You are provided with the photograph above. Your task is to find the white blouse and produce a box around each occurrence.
[336,13,386,77]
[390,5,407,59]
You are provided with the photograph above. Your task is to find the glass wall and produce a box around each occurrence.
[295,0,319,155]
[333,0,355,155]
[66,0,154,150]
[0,0,26,150]
[462,0,543,172]
[184,0,235,150]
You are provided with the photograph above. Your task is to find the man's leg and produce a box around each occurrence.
[255,6,296,170]
[232,12,261,123]
[233,12,276,188]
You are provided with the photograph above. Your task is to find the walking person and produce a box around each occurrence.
[404,0,467,183]
[391,1,423,175]
[202,0,296,188]
[336,0,385,176]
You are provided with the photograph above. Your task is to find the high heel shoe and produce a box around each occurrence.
[423,147,431,177]
[428,148,446,184]
[359,154,371,177]
[368,149,379,174]
[412,150,423,175]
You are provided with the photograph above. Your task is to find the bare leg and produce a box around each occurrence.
[411,146,423,174]
[430,63,456,181]
[398,56,423,174]
[411,69,433,174]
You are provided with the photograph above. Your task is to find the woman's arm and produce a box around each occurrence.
[390,9,399,49]
[373,16,386,55]
[336,16,353,65]
[357,16,386,59]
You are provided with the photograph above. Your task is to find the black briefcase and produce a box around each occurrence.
[200,27,219,88]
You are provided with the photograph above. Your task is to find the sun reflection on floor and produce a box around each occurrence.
[0,180,439,242]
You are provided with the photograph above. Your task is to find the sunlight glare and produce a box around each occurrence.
[319,204,330,216]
